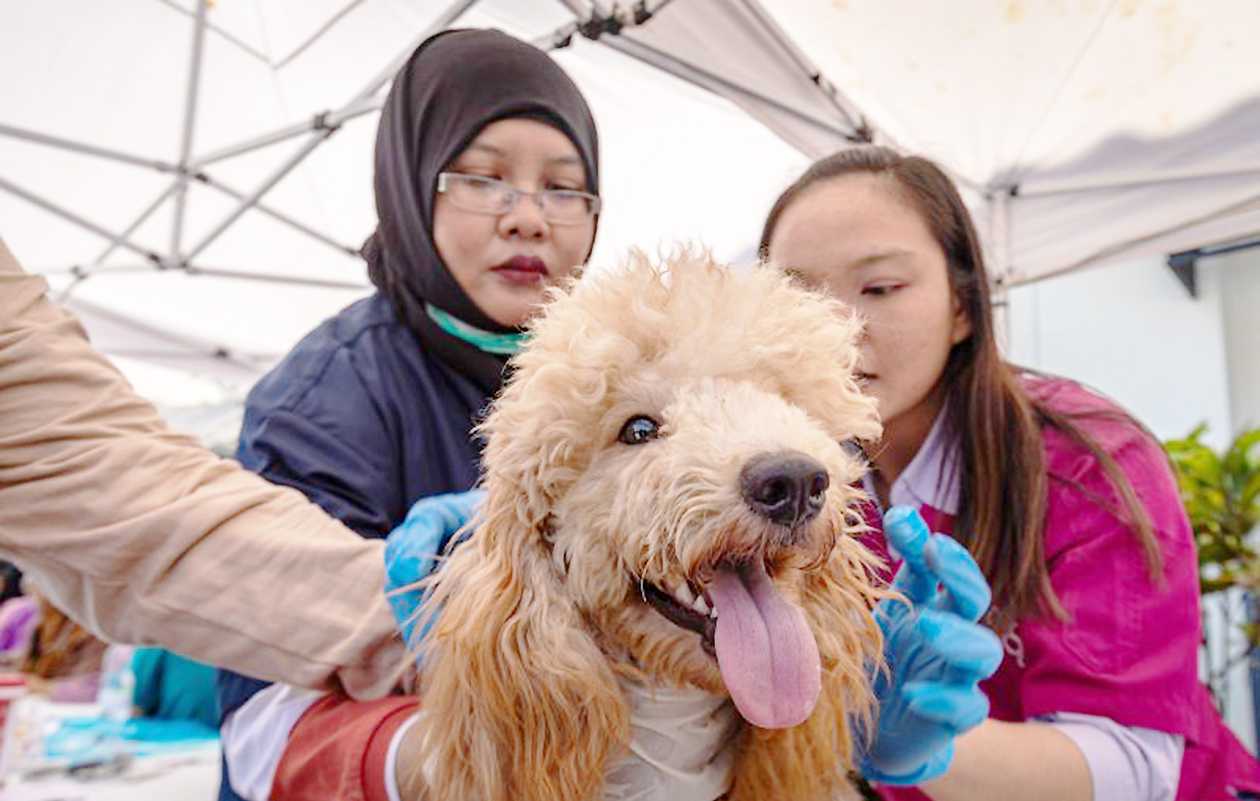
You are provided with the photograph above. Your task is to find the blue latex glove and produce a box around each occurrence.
[857,506,1004,785]
[384,489,485,650]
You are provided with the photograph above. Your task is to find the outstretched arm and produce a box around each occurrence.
[921,718,1091,801]
[0,239,403,698]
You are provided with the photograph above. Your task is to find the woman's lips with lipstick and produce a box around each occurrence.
[492,255,549,285]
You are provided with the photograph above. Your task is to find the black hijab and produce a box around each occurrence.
[362,29,600,397]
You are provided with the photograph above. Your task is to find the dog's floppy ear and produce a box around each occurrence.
[729,532,886,801]
[405,464,627,801]
[400,279,630,800]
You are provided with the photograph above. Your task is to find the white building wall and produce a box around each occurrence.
[1219,251,1260,433]
[1004,255,1233,448]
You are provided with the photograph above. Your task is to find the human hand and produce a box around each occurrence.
[858,506,1003,785]
[384,489,484,649]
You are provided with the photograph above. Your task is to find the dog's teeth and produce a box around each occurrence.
[668,580,695,608]
[691,595,710,616]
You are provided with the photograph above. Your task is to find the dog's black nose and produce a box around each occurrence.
[740,451,830,527]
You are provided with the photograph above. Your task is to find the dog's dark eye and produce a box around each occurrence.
[840,438,863,458]
[618,415,660,445]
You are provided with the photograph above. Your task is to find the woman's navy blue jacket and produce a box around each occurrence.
[216,292,487,800]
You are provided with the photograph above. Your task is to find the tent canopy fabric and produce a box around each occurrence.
[624,0,1260,285]
[3,0,1257,396]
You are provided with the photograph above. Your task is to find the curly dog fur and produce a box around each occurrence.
[404,251,889,801]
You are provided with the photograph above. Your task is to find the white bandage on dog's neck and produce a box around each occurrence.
[394,677,737,800]
[602,675,739,801]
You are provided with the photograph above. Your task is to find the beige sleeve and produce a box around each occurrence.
[0,239,405,699]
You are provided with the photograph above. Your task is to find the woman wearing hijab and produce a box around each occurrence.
[214,28,601,801]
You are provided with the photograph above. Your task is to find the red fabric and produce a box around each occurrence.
[916,504,954,539]
[269,693,419,801]
[870,377,1260,800]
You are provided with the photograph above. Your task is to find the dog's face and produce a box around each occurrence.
[477,251,883,730]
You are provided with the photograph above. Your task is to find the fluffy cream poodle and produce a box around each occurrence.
[404,251,889,801]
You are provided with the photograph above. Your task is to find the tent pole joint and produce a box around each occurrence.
[1166,237,1260,299]
[578,11,622,38]
[1166,251,1199,298]
[576,1,656,41]
[152,252,180,271]
[312,111,342,134]
[850,117,874,144]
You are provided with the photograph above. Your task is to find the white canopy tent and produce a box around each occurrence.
[3,0,1258,400]
[672,1,1260,284]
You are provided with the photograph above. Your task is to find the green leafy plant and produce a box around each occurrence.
[1165,424,1260,711]
[1164,424,1260,597]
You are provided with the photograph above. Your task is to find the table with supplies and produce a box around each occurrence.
[2,691,221,800]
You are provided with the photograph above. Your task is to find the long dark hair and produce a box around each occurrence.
[759,146,1161,622]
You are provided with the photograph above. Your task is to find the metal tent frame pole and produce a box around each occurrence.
[987,189,1015,344]
[35,265,159,278]
[0,108,363,275]
[182,0,481,264]
[91,180,184,270]
[602,35,862,142]
[0,174,162,265]
[153,0,272,65]
[181,0,590,171]
[66,293,278,378]
[734,0,994,197]
[1007,188,1260,288]
[564,2,1011,193]
[1,0,479,289]
[0,123,178,173]
[734,0,873,141]
[735,0,993,192]
[0,124,184,271]
[552,0,864,142]
[2,0,888,288]
[188,97,382,170]
[274,0,369,70]
[157,0,373,72]
[1167,235,1260,299]
[170,0,210,264]
[533,0,659,48]
[194,173,360,257]
[1009,162,1260,199]
[182,265,370,290]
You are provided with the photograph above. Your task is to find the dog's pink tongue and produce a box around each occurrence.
[709,562,821,729]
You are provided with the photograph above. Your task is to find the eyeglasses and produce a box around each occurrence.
[436,172,600,225]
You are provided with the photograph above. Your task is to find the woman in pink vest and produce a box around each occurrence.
[761,145,1260,800]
